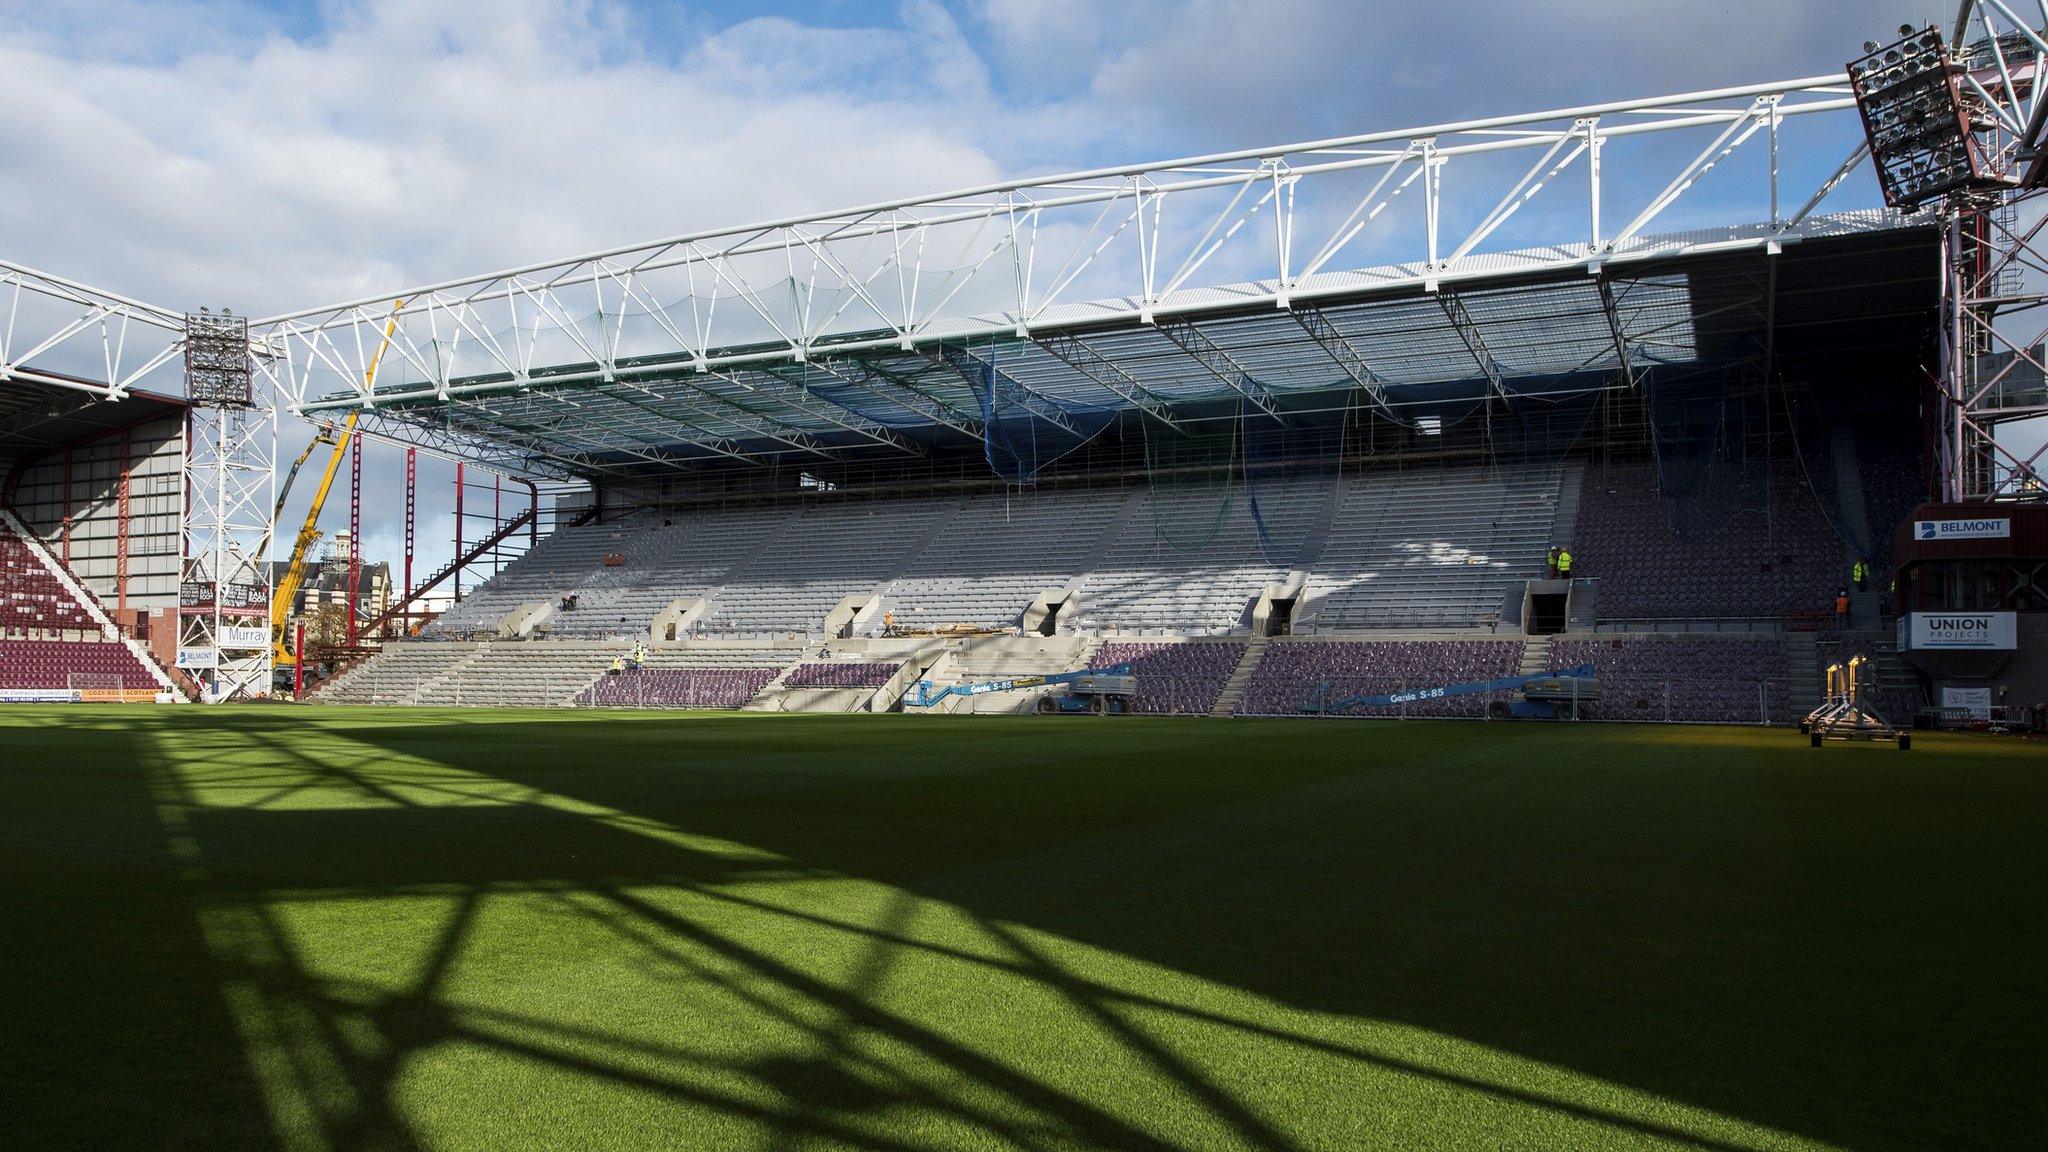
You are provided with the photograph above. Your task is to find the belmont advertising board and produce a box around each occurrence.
[176,647,219,670]
[1899,611,2018,650]
[1913,517,2010,541]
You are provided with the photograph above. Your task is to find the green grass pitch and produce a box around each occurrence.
[3,706,2041,1151]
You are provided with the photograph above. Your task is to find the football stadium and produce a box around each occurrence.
[5,5,2047,1149]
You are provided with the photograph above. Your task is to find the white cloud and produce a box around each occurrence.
[0,0,1053,317]
[0,0,1078,578]
[970,0,1954,152]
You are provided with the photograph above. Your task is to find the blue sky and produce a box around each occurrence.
[0,0,1956,577]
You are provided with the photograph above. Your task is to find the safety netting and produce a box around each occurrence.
[1241,398,1348,567]
[792,363,946,431]
[1489,380,1602,476]
[1782,377,1926,571]
[1143,413,1241,552]
[971,349,1120,485]
[1645,367,1775,541]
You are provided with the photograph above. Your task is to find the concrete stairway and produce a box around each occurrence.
[1289,478,1342,567]
[1830,426,1874,557]
[1565,578,1599,630]
[1865,633,1922,716]
[1550,459,1585,547]
[1518,635,1553,676]
[1783,632,1821,718]
[1211,636,1271,716]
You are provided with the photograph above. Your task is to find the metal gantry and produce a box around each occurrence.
[1937,195,2048,500]
[0,259,187,399]
[1930,1,2048,500]
[179,322,277,700]
[243,76,1875,427]
[4,27,2043,490]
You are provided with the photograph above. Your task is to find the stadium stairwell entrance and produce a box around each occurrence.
[1524,579,1569,635]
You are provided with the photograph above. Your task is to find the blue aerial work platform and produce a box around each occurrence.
[1300,665,1600,719]
[905,664,1136,714]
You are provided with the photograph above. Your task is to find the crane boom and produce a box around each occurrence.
[268,410,358,664]
[270,301,403,665]
[272,421,342,523]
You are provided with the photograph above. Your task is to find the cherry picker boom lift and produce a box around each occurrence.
[1299,665,1600,719]
[905,664,1136,713]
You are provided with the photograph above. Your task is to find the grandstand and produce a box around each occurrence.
[0,387,184,702]
[0,216,1985,724]
[302,406,1933,724]
[4,24,2044,726]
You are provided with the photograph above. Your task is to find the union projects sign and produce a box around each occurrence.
[1900,612,2017,650]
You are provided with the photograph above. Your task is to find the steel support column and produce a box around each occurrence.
[1935,193,2048,501]
[403,446,416,632]
[347,431,361,647]
[60,450,73,563]
[454,462,464,602]
[116,433,130,611]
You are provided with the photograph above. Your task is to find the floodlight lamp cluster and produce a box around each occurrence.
[183,308,254,408]
[1848,23,2003,209]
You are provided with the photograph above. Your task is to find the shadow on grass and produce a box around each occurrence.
[40,707,2047,1150]
[0,719,282,1150]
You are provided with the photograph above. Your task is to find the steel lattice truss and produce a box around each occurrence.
[1932,0,2048,500]
[0,260,187,399]
[0,66,1961,481]
[1949,0,2048,188]
[181,401,276,700]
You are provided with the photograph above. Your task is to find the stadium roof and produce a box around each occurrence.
[0,375,186,495]
[0,68,1939,482]
[330,216,1936,481]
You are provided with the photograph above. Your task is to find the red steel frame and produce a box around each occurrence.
[346,432,362,647]
[60,449,73,563]
[403,446,416,632]
[453,462,464,602]
[115,432,130,611]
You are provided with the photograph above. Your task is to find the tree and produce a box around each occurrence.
[307,601,351,649]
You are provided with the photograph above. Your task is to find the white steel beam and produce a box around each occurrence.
[928,346,1081,436]
[1028,332,1184,429]
[1292,306,1391,406]
[261,74,1874,417]
[1154,318,1285,421]
[1436,294,1508,399]
[0,260,188,400]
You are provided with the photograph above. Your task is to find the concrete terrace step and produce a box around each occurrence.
[1211,635,1270,717]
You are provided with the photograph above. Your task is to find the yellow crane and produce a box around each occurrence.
[268,412,359,665]
[270,301,403,665]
